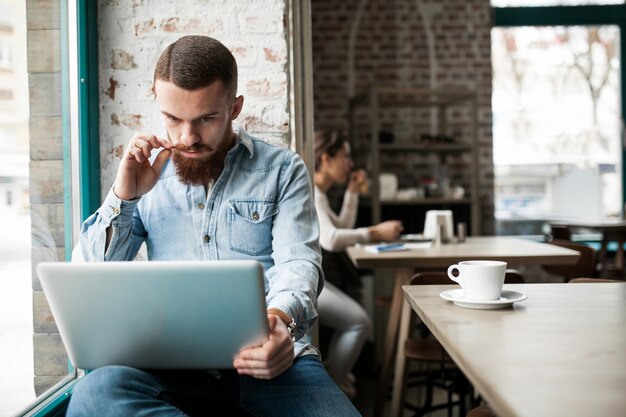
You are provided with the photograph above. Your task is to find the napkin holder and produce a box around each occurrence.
[423,210,454,243]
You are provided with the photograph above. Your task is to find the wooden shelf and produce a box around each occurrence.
[379,143,471,152]
[383,198,472,205]
[361,198,472,206]
[348,86,481,234]
[349,87,476,108]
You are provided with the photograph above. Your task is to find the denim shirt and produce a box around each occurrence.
[75,131,324,357]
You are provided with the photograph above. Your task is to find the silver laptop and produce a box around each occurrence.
[37,260,269,370]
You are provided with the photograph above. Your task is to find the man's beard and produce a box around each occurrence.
[171,136,234,186]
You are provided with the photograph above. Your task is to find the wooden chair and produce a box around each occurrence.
[395,270,525,417]
[542,239,597,281]
[549,224,571,240]
[466,405,498,417]
[503,269,524,283]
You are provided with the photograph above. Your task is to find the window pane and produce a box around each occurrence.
[492,26,622,235]
[0,0,71,414]
[492,0,625,6]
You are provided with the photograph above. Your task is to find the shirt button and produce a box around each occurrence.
[252,211,260,221]
[203,235,210,243]
[113,207,120,215]
[197,203,205,209]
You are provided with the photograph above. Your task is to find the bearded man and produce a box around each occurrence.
[70,35,361,417]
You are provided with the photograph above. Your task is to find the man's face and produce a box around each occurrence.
[154,79,243,185]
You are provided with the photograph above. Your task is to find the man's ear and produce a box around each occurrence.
[230,95,244,120]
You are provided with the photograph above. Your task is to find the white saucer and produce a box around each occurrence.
[440,289,527,310]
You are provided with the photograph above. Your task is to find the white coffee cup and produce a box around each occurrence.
[447,260,507,300]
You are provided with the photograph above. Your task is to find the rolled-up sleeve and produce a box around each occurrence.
[265,154,323,341]
[73,189,146,262]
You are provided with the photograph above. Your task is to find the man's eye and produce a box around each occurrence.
[200,116,214,123]
[166,115,178,122]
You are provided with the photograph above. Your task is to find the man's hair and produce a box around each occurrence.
[313,130,348,171]
[153,35,238,96]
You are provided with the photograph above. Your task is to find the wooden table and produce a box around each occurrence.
[550,219,626,270]
[346,236,580,417]
[394,283,626,417]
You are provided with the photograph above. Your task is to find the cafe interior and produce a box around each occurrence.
[5,0,626,416]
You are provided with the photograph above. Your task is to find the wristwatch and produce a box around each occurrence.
[267,308,297,341]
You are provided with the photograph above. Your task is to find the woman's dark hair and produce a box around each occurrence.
[314,130,348,171]
[153,35,238,96]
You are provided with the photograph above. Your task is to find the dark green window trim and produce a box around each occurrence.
[494,4,626,216]
[76,0,101,221]
[494,5,626,26]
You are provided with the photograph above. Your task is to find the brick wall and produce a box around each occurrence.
[311,0,495,234]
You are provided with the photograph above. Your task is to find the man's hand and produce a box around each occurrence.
[233,314,294,379]
[112,133,173,200]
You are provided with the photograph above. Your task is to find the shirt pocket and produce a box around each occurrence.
[227,199,278,256]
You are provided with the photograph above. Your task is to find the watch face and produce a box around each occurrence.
[288,319,296,341]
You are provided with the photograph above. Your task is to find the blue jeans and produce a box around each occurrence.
[66,355,361,417]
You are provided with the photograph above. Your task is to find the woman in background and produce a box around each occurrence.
[314,130,403,399]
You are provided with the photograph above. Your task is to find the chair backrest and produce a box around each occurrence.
[409,270,525,286]
[542,239,597,281]
[409,271,451,286]
[504,269,525,283]
[569,277,625,283]
[550,225,571,241]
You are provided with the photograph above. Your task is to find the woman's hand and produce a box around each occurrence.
[348,169,368,194]
[368,220,404,242]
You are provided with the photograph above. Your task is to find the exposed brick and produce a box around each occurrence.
[120,112,143,131]
[160,17,180,32]
[134,18,156,36]
[106,76,119,100]
[111,49,137,70]
[33,333,68,376]
[246,77,287,99]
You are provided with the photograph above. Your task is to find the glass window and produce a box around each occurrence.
[0,0,73,415]
[0,43,12,69]
[492,25,622,235]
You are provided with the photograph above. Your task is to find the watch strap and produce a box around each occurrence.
[267,308,296,340]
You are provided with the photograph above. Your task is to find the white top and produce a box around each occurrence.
[314,185,369,252]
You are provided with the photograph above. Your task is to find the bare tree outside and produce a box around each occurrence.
[492,25,622,233]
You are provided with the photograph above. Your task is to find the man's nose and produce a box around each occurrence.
[180,123,200,147]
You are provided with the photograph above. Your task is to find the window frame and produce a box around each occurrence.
[18,0,99,415]
[493,3,626,216]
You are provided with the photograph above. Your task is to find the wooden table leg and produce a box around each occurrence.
[597,237,609,267]
[390,294,413,417]
[373,268,412,417]
[602,231,625,271]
